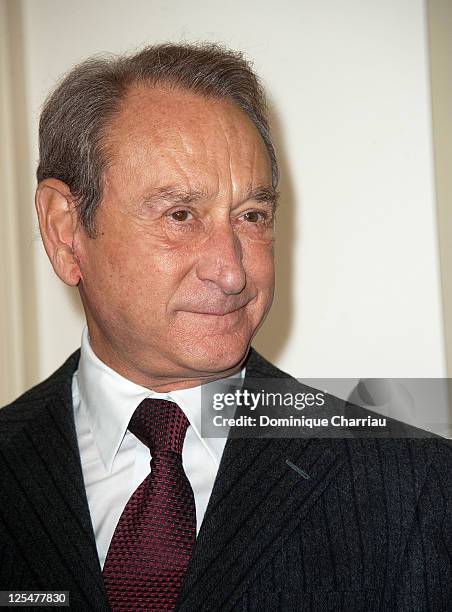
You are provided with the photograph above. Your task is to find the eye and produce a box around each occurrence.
[242,210,269,223]
[169,209,193,222]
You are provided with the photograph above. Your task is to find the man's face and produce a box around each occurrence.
[75,85,275,387]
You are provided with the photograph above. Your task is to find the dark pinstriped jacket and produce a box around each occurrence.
[0,348,451,611]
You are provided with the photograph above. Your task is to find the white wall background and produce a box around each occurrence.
[16,0,446,389]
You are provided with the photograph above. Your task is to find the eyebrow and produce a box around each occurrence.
[140,187,207,207]
[247,186,279,208]
[140,185,279,208]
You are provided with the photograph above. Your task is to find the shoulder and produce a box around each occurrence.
[245,347,292,379]
[0,350,80,442]
[247,347,452,480]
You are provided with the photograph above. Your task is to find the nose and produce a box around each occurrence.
[195,221,246,295]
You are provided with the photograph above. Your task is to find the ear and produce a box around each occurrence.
[35,178,82,286]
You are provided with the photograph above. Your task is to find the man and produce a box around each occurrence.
[0,43,451,611]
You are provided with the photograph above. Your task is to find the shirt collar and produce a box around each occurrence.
[76,326,244,472]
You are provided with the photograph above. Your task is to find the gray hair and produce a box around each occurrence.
[37,42,278,236]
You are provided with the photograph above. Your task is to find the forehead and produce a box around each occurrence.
[104,84,272,193]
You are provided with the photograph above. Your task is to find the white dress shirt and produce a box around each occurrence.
[72,326,242,568]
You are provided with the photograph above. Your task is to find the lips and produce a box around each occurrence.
[186,306,246,316]
[179,296,256,317]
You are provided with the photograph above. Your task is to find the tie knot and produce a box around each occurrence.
[128,399,189,455]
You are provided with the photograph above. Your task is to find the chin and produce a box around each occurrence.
[178,334,251,375]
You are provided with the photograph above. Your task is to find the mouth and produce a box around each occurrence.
[181,296,257,317]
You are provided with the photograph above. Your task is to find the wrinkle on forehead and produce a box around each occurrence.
[102,84,272,206]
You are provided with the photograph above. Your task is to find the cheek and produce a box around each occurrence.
[88,238,193,311]
[243,241,275,290]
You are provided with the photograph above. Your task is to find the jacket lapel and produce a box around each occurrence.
[0,354,108,610]
[177,350,346,611]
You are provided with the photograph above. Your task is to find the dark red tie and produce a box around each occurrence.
[103,399,196,611]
